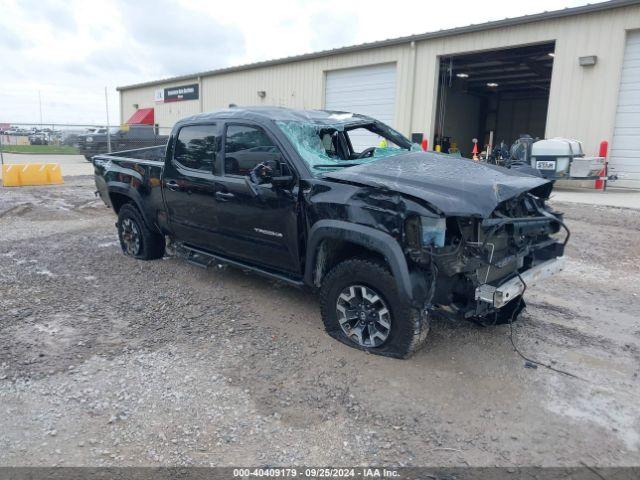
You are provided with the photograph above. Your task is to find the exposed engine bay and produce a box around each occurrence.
[404,192,569,323]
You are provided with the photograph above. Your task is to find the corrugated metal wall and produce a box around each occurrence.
[200,45,414,132]
[120,3,640,157]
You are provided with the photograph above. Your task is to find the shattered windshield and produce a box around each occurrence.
[276,118,419,176]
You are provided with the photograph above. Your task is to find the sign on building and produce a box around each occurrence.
[163,84,199,103]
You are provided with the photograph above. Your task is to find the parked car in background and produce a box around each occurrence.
[28,132,49,145]
[93,107,568,358]
[78,125,168,161]
[60,130,85,147]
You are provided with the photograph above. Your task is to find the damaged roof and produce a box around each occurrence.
[176,107,374,126]
[117,0,639,92]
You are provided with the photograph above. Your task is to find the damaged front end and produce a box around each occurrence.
[404,192,569,323]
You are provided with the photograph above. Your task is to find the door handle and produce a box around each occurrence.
[166,180,181,191]
[215,191,235,201]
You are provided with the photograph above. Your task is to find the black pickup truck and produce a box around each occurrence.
[94,107,568,358]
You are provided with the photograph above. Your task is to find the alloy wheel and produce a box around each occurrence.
[121,218,141,256]
[336,285,391,347]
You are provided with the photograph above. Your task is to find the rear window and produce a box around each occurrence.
[173,124,218,172]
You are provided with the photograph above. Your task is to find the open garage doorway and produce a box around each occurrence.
[434,42,555,158]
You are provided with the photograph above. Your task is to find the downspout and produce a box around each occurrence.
[198,76,203,113]
[407,41,418,139]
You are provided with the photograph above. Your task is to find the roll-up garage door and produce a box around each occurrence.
[609,30,640,189]
[324,63,397,151]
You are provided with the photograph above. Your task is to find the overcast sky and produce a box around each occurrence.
[0,0,596,125]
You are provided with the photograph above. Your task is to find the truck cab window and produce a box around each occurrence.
[224,125,282,176]
[174,125,218,172]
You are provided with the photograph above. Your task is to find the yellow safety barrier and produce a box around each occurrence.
[1,163,64,187]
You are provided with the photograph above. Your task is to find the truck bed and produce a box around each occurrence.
[93,145,167,228]
[95,145,167,162]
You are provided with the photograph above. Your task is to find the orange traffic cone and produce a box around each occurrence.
[472,138,479,161]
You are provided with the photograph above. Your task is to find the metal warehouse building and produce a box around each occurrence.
[118,0,640,188]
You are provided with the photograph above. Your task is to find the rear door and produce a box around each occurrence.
[162,123,225,252]
[213,122,301,274]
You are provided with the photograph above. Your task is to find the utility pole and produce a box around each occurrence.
[38,90,43,128]
[105,87,112,153]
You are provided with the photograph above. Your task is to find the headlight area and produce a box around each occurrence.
[403,215,471,267]
[403,215,490,318]
[420,216,446,247]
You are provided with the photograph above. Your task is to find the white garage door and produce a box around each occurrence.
[609,30,640,189]
[324,63,397,151]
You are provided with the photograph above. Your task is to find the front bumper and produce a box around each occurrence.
[475,256,566,308]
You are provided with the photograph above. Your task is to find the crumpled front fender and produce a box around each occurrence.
[304,219,416,304]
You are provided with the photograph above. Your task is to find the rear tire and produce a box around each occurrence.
[117,203,165,260]
[320,258,429,359]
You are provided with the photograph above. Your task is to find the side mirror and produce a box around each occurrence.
[249,163,274,186]
[271,175,294,189]
[248,161,294,194]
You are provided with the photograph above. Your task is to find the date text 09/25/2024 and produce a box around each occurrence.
[233,468,399,478]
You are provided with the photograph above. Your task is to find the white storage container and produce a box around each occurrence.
[530,138,584,178]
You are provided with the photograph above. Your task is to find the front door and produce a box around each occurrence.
[213,122,300,274]
[162,123,224,252]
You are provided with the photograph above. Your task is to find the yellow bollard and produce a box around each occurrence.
[22,164,48,185]
[1,163,64,187]
[45,163,64,184]
[2,164,21,186]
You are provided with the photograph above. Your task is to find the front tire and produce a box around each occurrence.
[320,258,430,359]
[117,203,165,260]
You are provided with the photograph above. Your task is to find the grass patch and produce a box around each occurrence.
[0,144,79,155]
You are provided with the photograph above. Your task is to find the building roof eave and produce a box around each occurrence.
[117,0,640,92]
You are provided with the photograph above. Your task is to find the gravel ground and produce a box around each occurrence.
[0,176,639,467]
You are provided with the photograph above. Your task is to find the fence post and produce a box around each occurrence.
[105,87,112,153]
[595,140,608,191]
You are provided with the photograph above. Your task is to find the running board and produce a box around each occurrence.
[185,251,211,269]
[178,244,305,288]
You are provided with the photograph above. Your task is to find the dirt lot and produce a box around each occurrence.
[1,176,639,467]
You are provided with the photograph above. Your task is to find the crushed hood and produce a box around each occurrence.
[323,151,552,218]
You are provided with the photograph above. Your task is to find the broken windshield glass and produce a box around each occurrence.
[276,120,418,176]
